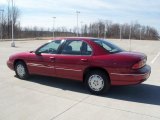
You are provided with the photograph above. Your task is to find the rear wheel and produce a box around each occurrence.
[85,70,110,95]
[15,61,29,79]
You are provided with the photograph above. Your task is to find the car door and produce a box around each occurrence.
[55,40,93,81]
[27,40,63,76]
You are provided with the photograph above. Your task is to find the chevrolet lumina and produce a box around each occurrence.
[7,37,151,94]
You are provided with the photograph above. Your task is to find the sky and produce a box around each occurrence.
[0,0,160,32]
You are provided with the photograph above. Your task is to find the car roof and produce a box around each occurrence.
[51,37,99,41]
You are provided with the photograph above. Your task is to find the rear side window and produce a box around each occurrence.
[61,40,92,55]
[92,39,123,53]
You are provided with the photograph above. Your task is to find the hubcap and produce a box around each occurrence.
[16,64,25,77]
[88,74,104,91]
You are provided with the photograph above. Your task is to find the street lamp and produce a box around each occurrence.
[129,25,132,51]
[11,0,15,47]
[52,17,56,38]
[104,22,107,39]
[76,11,80,37]
[0,9,4,41]
[120,25,122,40]
[140,28,142,40]
[98,23,100,38]
[80,21,83,37]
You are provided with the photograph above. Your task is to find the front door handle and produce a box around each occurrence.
[81,59,88,62]
[50,57,55,62]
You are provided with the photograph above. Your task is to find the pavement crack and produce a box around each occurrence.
[84,101,160,120]
[49,95,90,120]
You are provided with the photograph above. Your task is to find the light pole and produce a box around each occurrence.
[11,0,15,47]
[120,25,122,40]
[140,28,142,40]
[76,11,80,37]
[129,25,132,51]
[52,17,56,38]
[98,23,100,38]
[80,21,83,37]
[104,22,107,39]
[0,9,4,41]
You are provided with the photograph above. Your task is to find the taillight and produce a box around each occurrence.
[132,58,147,69]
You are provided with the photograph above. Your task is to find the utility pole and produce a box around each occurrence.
[76,11,80,37]
[52,17,56,38]
[11,0,15,47]
[0,9,4,40]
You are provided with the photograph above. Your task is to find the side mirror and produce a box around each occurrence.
[29,50,34,53]
[35,51,42,55]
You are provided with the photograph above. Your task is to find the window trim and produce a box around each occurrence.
[35,40,64,55]
[59,40,93,56]
[91,39,124,53]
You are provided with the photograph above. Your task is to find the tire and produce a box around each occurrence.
[85,70,110,95]
[15,61,29,79]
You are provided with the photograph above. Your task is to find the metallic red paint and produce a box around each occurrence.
[7,37,151,85]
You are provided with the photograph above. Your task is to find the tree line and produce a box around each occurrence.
[80,21,160,40]
[0,2,159,40]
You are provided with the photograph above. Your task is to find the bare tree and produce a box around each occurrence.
[80,21,159,40]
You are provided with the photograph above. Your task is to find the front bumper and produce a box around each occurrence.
[7,60,14,70]
[110,65,151,85]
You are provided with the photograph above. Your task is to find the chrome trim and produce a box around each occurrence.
[55,67,81,72]
[27,63,54,69]
[110,73,149,76]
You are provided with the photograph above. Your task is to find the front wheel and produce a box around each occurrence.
[85,70,110,95]
[15,61,29,79]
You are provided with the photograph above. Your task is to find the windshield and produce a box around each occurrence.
[92,39,124,53]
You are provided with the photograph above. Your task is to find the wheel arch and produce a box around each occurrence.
[83,66,110,83]
[14,59,27,70]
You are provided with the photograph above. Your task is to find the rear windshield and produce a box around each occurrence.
[92,39,123,53]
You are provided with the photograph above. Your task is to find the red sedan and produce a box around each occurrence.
[7,37,151,94]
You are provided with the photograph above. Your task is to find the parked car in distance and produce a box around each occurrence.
[7,37,151,94]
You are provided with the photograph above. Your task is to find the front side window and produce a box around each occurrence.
[61,40,92,55]
[37,40,63,54]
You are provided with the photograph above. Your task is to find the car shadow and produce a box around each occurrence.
[26,75,88,94]
[106,85,160,105]
[22,75,160,106]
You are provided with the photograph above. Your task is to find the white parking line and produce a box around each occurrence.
[150,52,160,64]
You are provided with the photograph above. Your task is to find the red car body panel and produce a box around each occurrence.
[54,55,92,80]
[7,37,151,85]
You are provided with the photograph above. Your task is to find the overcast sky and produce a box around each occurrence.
[0,0,160,32]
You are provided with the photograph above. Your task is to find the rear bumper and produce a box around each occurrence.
[110,65,151,85]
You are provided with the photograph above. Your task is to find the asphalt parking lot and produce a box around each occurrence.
[0,39,160,120]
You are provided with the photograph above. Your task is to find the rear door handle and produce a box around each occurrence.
[81,59,88,62]
[50,57,55,62]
